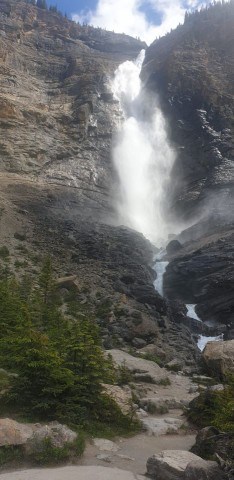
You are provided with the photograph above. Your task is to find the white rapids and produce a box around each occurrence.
[197,334,224,352]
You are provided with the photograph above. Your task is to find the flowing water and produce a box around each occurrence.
[186,304,201,322]
[197,334,224,352]
[153,261,169,297]
[111,50,176,244]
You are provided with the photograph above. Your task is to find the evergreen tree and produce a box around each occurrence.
[37,0,48,9]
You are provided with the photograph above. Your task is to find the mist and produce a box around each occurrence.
[111,51,177,245]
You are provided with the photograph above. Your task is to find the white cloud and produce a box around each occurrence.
[72,0,212,45]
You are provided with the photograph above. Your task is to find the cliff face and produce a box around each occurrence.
[0,0,200,368]
[142,2,234,335]
[142,1,234,222]
[0,0,233,361]
[0,0,145,221]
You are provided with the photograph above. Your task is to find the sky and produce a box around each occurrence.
[46,0,215,44]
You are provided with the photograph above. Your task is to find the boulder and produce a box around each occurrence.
[166,240,183,256]
[56,276,79,290]
[107,349,167,384]
[191,426,234,463]
[142,417,185,436]
[0,418,34,446]
[184,458,226,479]
[93,438,119,452]
[25,422,77,453]
[203,340,234,379]
[147,450,202,478]
[102,384,133,415]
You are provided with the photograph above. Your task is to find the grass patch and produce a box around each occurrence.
[0,445,23,467]
[139,352,163,367]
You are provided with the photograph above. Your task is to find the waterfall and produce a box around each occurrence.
[111,50,176,245]
[153,261,169,297]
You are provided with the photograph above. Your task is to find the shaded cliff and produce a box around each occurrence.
[142,1,234,222]
[142,2,234,335]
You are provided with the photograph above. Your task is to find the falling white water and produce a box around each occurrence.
[186,304,202,322]
[197,335,223,352]
[111,50,176,244]
[153,261,169,297]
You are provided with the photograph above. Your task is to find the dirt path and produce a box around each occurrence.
[79,433,196,476]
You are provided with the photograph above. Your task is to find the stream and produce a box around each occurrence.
[153,254,223,352]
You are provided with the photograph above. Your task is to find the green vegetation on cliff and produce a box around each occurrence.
[0,259,135,434]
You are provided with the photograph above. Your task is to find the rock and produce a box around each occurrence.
[0,418,34,447]
[56,275,79,289]
[209,384,224,392]
[142,417,184,436]
[132,338,147,348]
[184,458,226,479]
[96,454,112,463]
[107,349,167,384]
[192,375,214,385]
[117,454,135,461]
[191,426,234,464]
[140,396,183,413]
[25,423,77,453]
[146,450,203,478]
[166,358,183,372]
[93,438,119,452]
[166,240,183,256]
[203,340,234,379]
[102,384,133,415]
[0,466,145,480]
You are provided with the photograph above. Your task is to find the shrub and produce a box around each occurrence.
[0,246,9,259]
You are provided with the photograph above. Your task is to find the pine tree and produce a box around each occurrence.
[37,0,48,10]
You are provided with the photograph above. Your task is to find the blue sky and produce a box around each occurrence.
[46,0,215,44]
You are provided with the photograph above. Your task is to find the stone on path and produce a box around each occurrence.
[147,450,199,478]
[142,416,184,436]
[0,466,145,480]
[93,438,120,452]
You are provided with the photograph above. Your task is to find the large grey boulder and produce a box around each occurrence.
[107,349,167,383]
[203,340,234,379]
[147,450,200,479]
[25,422,77,453]
[146,450,225,480]
[184,458,226,479]
[0,418,34,446]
